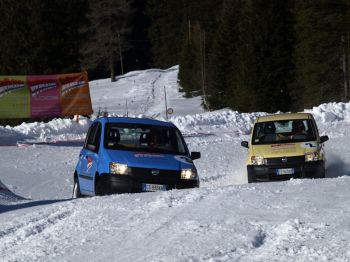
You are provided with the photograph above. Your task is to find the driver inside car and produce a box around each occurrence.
[290,120,308,139]
[147,128,161,147]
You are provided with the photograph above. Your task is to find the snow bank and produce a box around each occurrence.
[171,109,266,135]
[171,101,350,136]
[0,118,91,144]
[3,100,350,144]
[304,102,350,123]
[2,101,350,144]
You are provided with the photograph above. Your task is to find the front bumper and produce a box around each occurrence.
[247,158,325,183]
[97,168,199,194]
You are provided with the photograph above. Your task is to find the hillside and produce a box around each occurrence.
[1,67,350,261]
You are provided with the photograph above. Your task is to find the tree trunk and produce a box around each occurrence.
[342,35,349,101]
[110,56,115,82]
[346,4,350,101]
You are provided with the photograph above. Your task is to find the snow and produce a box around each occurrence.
[1,66,350,261]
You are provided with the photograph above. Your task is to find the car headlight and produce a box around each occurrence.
[305,152,319,162]
[251,156,265,165]
[110,162,129,175]
[181,169,197,180]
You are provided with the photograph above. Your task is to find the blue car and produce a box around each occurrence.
[73,117,201,197]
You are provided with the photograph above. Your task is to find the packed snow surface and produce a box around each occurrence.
[1,66,350,261]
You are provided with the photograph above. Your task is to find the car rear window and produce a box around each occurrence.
[104,123,187,155]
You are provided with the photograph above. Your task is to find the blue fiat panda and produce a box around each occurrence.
[73,117,200,197]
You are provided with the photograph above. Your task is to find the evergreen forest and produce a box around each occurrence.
[0,0,349,112]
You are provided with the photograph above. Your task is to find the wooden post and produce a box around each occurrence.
[125,98,128,117]
[199,27,209,110]
[118,33,124,75]
[164,86,168,120]
[342,35,349,101]
[74,115,80,123]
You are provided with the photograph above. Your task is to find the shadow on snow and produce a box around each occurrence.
[0,179,72,214]
[0,198,71,214]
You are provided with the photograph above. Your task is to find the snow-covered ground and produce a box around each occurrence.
[1,66,350,261]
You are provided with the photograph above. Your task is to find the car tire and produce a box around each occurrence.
[320,166,326,179]
[72,174,82,198]
[247,176,255,183]
[95,174,104,196]
[247,170,255,183]
[246,166,257,183]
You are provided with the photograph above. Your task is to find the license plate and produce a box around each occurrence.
[276,168,294,175]
[142,183,167,192]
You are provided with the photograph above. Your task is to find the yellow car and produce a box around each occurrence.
[241,113,329,183]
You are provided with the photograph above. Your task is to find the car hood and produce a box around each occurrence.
[251,141,318,158]
[105,150,193,170]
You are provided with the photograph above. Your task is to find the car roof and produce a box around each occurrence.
[256,113,313,123]
[96,117,176,127]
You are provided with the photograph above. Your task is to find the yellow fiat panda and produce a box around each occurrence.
[241,113,329,183]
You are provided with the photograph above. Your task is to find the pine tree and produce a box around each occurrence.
[0,1,31,74]
[29,0,88,74]
[81,0,134,81]
[0,0,87,75]
[250,0,294,112]
[178,31,201,97]
[227,0,257,112]
[207,0,294,112]
[206,0,241,109]
[293,0,349,109]
[178,0,223,106]
[146,0,186,68]
[123,0,151,71]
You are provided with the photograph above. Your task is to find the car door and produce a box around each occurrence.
[79,122,101,195]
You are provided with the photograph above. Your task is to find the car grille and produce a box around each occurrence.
[129,167,180,184]
[265,156,305,167]
[255,156,305,181]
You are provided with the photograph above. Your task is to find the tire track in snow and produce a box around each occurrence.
[104,190,207,262]
[134,73,162,116]
[0,207,73,261]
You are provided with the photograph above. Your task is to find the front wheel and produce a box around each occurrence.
[319,166,326,179]
[72,176,82,198]
[247,166,256,183]
[95,175,104,196]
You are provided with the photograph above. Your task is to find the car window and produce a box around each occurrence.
[84,123,97,149]
[93,123,102,152]
[252,119,316,145]
[85,122,101,152]
[104,123,187,155]
[175,130,186,153]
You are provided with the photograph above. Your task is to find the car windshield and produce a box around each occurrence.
[104,123,187,154]
[252,119,317,145]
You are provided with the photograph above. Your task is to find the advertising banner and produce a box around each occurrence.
[28,75,61,118]
[0,76,30,118]
[59,72,93,116]
[0,72,93,119]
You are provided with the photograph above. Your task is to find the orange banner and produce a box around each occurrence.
[58,72,93,116]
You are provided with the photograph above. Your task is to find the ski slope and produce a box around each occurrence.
[1,66,350,261]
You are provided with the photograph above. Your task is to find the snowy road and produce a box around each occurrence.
[1,67,350,261]
[1,178,350,261]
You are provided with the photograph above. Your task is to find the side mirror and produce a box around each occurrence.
[241,141,249,148]
[190,152,201,160]
[320,135,329,143]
